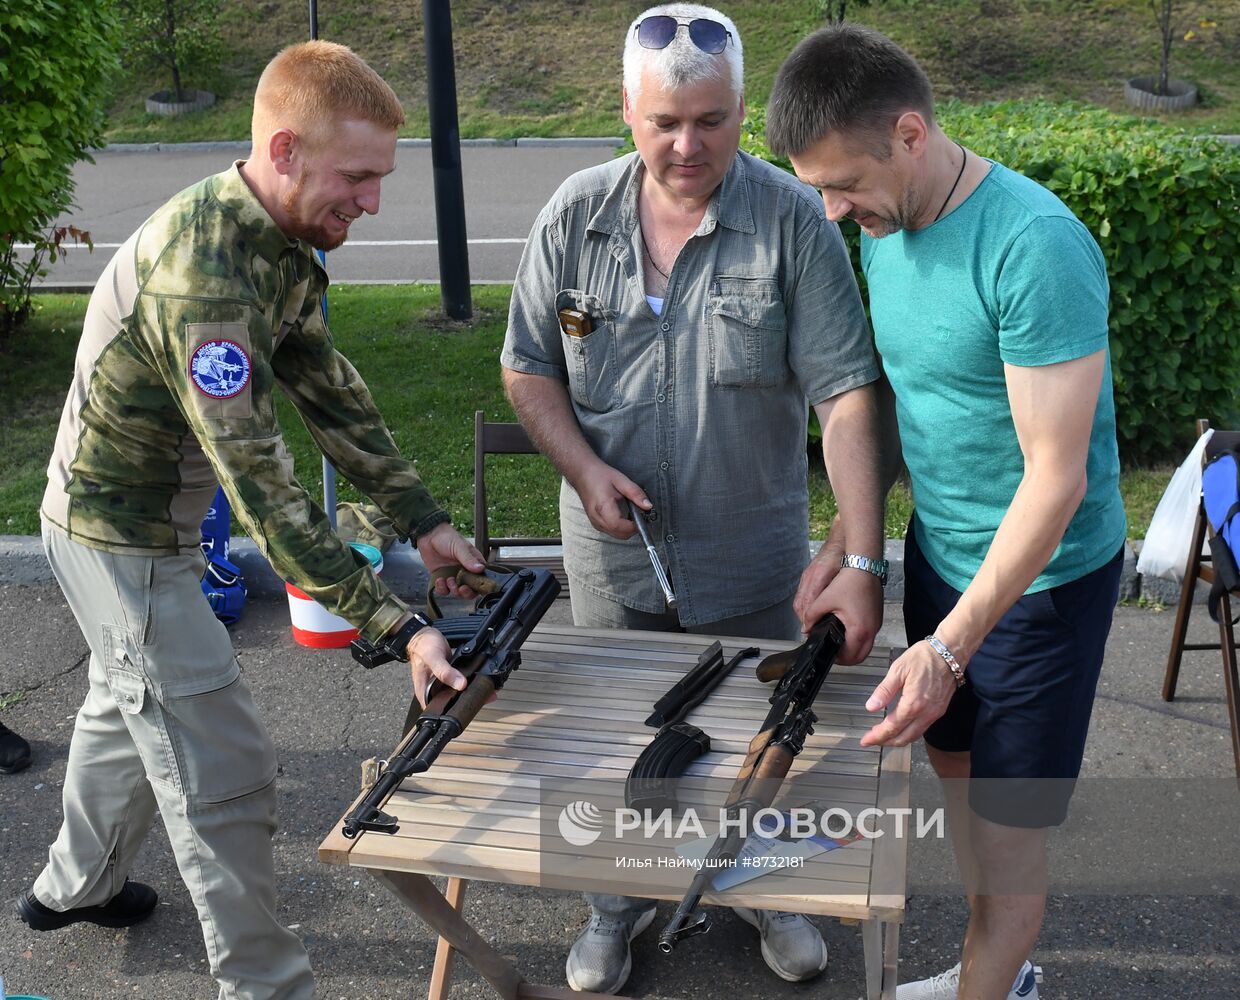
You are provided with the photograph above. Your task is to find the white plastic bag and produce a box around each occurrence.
[1137,428,1214,582]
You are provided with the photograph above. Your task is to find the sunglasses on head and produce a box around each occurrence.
[635,15,732,55]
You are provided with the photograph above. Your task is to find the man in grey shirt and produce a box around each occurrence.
[499,4,886,992]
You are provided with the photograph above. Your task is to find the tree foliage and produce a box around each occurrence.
[0,0,121,337]
[122,0,223,102]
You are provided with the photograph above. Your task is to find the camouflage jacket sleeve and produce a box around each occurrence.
[271,301,451,542]
[137,281,427,644]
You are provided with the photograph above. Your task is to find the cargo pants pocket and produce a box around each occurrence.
[157,670,279,809]
[104,622,277,808]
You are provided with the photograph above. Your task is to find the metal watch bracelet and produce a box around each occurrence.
[925,635,966,688]
[840,552,889,586]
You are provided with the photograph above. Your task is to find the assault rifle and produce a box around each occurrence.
[657,614,845,952]
[341,566,560,839]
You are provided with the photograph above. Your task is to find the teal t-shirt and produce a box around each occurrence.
[862,161,1127,593]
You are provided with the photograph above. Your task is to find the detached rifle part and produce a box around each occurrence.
[627,499,677,609]
[625,643,760,813]
[646,640,723,729]
[341,566,561,839]
[657,614,846,953]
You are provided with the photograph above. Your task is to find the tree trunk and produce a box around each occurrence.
[1154,0,1173,95]
[164,0,185,102]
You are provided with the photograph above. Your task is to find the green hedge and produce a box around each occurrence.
[740,101,1240,463]
[0,1,121,335]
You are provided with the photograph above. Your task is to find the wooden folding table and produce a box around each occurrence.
[320,625,910,999]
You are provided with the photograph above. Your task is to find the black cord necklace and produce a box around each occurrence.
[933,142,968,223]
[641,229,670,280]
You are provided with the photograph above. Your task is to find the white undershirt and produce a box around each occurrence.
[646,294,664,315]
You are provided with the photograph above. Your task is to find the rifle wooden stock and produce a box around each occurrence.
[659,615,845,954]
[443,673,496,728]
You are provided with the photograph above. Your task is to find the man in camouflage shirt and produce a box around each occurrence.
[19,41,480,1000]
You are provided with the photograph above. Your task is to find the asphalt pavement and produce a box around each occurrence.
[1,573,1238,1000]
[34,139,623,289]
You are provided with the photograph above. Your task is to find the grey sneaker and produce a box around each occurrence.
[566,904,657,993]
[897,959,1042,999]
[734,907,828,982]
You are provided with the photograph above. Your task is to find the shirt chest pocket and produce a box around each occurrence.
[706,276,789,388]
[555,288,618,413]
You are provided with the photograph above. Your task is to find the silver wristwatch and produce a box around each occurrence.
[840,552,889,587]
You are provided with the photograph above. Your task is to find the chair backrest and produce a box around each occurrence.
[1199,418,1240,467]
[473,410,561,561]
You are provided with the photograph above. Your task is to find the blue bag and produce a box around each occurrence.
[1202,449,1240,624]
[200,486,247,625]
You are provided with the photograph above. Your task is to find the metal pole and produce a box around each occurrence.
[307,5,338,526]
[423,0,472,319]
[317,249,338,528]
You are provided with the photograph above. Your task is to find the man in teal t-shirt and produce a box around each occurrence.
[768,23,1126,1000]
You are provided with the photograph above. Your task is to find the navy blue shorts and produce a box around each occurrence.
[903,518,1123,828]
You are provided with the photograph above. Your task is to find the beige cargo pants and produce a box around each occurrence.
[37,523,315,1000]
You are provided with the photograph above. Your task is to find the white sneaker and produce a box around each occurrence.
[897,959,1042,1000]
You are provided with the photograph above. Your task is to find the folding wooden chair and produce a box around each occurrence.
[473,410,568,591]
[1161,418,1240,779]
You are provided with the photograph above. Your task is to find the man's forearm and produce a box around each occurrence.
[816,385,885,561]
[937,464,1085,662]
[875,373,905,496]
[935,352,1106,663]
[502,368,602,489]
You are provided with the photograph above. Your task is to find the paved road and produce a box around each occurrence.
[35,140,622,289]
[1,580,1238,999]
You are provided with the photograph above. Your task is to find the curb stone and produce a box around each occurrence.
[0,536,1202,608]
[89,135,1237,155]
[94,137,627,154]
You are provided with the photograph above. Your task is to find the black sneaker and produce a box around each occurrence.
[16,880,158,931]
[0,722,31,774]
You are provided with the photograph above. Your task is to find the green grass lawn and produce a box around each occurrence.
[1,288,1171,542]
[103,0,1240,142]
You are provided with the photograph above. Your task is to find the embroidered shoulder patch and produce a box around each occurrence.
[190,340,252,398]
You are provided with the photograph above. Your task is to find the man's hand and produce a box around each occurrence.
[793,517,846,630]
[800,566,882,665]
[417,521,487,599]
[859,640,959,747]
[405,626,462,708]
[574,461,652,539]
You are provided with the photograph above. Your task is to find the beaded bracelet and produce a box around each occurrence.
[925,635,966,688]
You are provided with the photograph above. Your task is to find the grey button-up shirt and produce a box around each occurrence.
[502,150,877,625]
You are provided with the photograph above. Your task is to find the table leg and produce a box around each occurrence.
[371,870,633,1000]
[862,917,901,1000]
[372,870,523,1000]
[429,877,469,1000]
